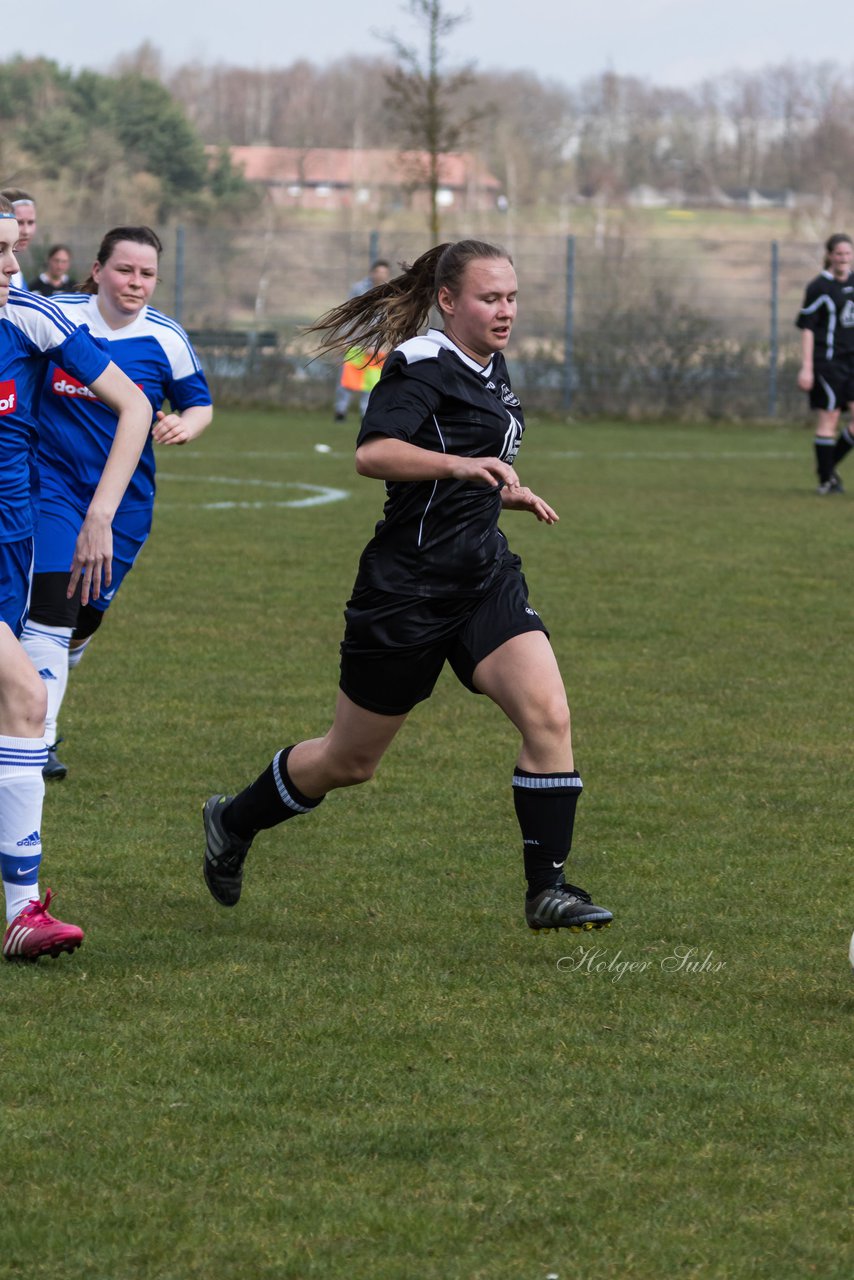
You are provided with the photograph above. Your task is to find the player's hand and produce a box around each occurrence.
[152,410,190,445]
[797,366,814,392]
[448,456,521,489]
[69,514,113,606]
[500,484,559,523]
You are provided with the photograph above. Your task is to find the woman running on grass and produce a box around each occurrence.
[201,239,613,935]
[21,225,212,780]
[0,198,151,961]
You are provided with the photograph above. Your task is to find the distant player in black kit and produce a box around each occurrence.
[796,232,854,494]
[201,239,613,935]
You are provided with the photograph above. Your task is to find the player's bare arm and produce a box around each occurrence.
[355,434,520,488]
[798,328,814,391]
[68,363,151,604]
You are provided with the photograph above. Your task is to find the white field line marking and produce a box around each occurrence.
[177,449,306,460]
[156,474,350,510]
[545,450,802,460]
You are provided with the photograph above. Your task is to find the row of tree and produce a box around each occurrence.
[163,58,854,206]
[152,45,854,206]
[0,53,254,223]
[4,5,854,231]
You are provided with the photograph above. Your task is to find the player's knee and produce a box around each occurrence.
[0,663,47,734]
[531,693,571,746]
[333,753,378,787]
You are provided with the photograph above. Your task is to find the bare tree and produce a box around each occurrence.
[381,0,484,241]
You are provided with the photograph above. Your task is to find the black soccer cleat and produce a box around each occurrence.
[817,472,845,495]
[43,739,67,781]
[526,880,613,934]
[202,795,253,907]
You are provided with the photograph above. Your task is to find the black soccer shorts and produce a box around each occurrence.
[810,359,854,412]
[338,564,549,716]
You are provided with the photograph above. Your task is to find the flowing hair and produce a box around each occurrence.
[305,239,513,359]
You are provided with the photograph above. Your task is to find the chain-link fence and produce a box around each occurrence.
[47,224,822,420]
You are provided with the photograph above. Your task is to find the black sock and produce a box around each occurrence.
[832,426,854,468]
[814,437,836,483]
[225,746,324,839]
[512,767,583,897]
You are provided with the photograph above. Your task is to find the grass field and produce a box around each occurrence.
[3,410,852,1280]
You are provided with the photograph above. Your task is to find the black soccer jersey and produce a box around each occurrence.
[355,328,525,596]
[796,271,854,362]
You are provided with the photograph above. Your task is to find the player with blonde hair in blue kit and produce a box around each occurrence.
[21,225,213,780]
[0,199,152,961]
[202,239,614,936]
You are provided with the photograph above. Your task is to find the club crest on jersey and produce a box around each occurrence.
[499,382,520,408]
[0,379,17,414]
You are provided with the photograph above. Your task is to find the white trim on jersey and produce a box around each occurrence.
[3,287,82,350]
[147,309,204,374]
[800,294,836,360]
[399,328,495,378]
[47,295,205,384]
[416,417,447,548]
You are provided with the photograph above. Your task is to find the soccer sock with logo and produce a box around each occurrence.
[832,425,854,469]
[224,746,324,840]
[0,737,47,922]
[513,767,583,898]
[20,622,72,746]
[814,437,836,484]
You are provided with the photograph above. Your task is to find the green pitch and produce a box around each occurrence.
[4,411,851,1279]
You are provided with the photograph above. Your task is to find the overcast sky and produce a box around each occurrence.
[8,0,848,89]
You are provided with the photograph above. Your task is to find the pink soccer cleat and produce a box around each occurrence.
[3,888,84,961]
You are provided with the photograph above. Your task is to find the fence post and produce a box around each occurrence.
[369,229,380,268]
[769,239,779,418]
[174,224,185,325]
[563,235,576,414]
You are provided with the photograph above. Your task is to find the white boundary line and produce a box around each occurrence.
[156,474,350,510]
[545,450,802,460]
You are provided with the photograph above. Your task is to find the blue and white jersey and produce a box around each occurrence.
[0,287,110,543]
[37,293,210,514]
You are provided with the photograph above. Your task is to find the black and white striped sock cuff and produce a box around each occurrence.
[512,770,583,791]
[272,749,323,813]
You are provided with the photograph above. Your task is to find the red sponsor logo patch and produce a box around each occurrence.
[51,369,100,402]
[0,378,17,414]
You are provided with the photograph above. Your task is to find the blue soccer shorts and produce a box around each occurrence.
[0,537,34,637]
[34,473,152,615]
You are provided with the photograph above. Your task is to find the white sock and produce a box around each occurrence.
[21,621,72,746]
[0,736,47,923]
